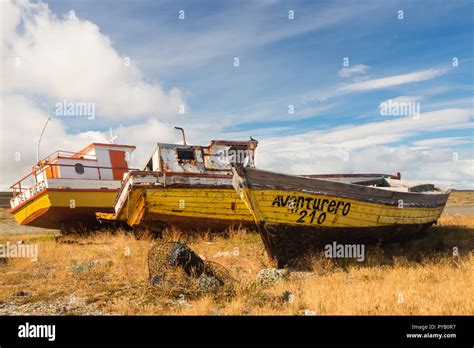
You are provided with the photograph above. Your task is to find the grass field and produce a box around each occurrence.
[0,191,472,315]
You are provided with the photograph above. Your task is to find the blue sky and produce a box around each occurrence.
[45,0,472,139]
[1,0,473,188]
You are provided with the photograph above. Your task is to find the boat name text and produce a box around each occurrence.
[272,195,351,225]
[11,180,47,208]
[272,195,351,215]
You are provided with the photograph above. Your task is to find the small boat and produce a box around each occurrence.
[10,143,136,232]
[97,136,259,231]
[232,165,450,267]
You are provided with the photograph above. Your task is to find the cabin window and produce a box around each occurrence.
[177,149,195,161]
[74,163,85,174]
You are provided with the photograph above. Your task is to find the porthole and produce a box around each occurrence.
[74,163,84,174]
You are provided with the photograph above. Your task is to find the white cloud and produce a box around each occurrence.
[302,67,450,102]
[422,97,474,110]
[1,0,185,120]
[114,119,182,169]
[257,142,474,189]
[337,64,370,78]
[412,137,472,149]
[0,94,107,188]
[341,68,448,92]
[379,95,423,105]
[317,108,471,149]
[0,0,189,188]
[253,108,473,188]
[378,95,423,116]
[0,94,186,188]
[0,0,20,47]
[0,0,472,192]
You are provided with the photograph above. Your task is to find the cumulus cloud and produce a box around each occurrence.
[0,0,188,188]
[0,93,184,188]
[114,119,182,169]
[257,141,473,189]
[254,108,473,188]
[0,94,107,188]
[0,0,472,192]
[1,0,185,120]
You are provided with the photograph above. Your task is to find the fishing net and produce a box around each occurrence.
[148,241,234,295]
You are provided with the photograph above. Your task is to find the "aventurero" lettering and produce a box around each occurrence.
[272,195,351,216]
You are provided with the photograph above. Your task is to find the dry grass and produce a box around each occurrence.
[0,221,472,315]
[446,190,474,205]
[0,191,472,316]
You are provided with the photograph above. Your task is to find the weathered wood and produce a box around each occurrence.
[244,168,449,208]
[232,165,451,267]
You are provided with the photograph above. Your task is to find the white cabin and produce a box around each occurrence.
[10,143,136,209]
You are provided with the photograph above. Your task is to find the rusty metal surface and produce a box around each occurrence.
[112,139,258,220]
[143,139,258,175]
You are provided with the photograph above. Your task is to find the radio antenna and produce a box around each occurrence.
[37,117,52,163]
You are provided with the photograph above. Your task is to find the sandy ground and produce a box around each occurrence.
[0,208,57,236]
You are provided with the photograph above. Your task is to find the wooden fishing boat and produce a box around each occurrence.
[10,143,136,232]
[232,165,450,267]
[97,138,259,231]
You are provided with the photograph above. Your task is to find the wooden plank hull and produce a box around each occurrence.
[232,166,450,267]
[112,183,254,231]
[259,222,434,267]
[11,190,117,231]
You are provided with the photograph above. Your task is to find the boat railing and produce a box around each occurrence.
[10,163,138,198]
[38,149,97,164]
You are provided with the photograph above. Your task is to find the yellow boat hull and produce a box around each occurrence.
[232,166,450,267]
[248,189,445,228]
[114,187,254,231]
[11,189,117,231]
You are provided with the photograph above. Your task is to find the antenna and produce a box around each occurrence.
[174,127,187,145]
[37,117,52,163]
[109,128,118,144]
